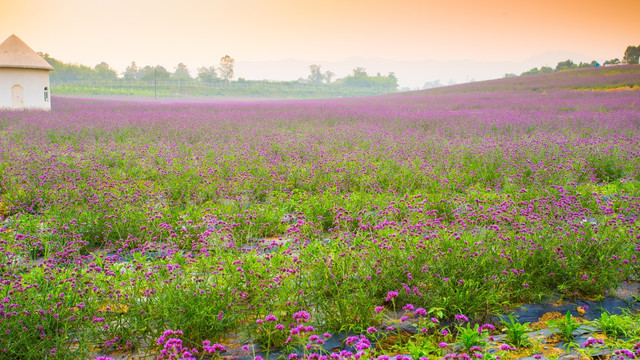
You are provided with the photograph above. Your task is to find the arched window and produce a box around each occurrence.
[44,87,49,102]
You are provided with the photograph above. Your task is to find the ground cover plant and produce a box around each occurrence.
[0,67,640,359]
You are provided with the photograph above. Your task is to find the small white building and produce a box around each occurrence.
[0,34,54,110]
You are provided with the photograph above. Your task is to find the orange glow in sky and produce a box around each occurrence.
[1,0,638,80]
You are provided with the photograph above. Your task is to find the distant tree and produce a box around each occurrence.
[141,65,171,81]
[504,73,517,78]
[324,70,335,84]
[447,79,457,86]
[386,72,398,90]
[521,67,540,76]
[342,67,368,87]
[577,61,598,69]
[555,59,577,71]
[173,63,192,80]
[94,62,118,80]
[197,66,218,82]
[352,67,367,77]
[308,64,324,84]
[340,67,396,90]
[540,66,554,73]
[154,66,171,80]
[624,45,640,64]
[123,61,139,80]
[139,66,154,80]
[219,55,235,81]
[423,79,442,89]
[604,58,620,65]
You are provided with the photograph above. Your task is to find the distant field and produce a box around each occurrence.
[1,67,640,360]
[51,80,395,99]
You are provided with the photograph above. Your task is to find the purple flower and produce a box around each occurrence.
[499,344,516,351]
[583,338,605,348]
[478,324,495,333]
[293,311,310,323]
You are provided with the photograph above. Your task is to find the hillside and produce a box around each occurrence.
[417,64,640,94]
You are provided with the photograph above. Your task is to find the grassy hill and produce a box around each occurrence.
[418,64,640,94]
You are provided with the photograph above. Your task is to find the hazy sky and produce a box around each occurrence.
[1,0,638,84]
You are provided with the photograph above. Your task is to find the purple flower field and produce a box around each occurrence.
[1,69,640,359]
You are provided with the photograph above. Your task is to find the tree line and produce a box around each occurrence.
[306,65,398,90]
[509,59,603,77]
[39,54,235,83]
[39,53,399,91]
[505,44,640,78]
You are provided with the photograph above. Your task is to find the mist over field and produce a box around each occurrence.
[234,50,596,88]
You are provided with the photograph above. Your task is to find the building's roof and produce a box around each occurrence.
[0,34,54,70]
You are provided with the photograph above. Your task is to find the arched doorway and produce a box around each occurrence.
[12,85,24,108]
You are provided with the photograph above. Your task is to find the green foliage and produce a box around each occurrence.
[403,337,443,358]
[596,312,637,338]
[141,65,171,81]
[604,58,620,65]
[94,62,118,80]
[41,53,118,82]
[625,45,640,64]
[123,61,139,80]
[556,59,577,71]
[172,63,192,80]
[500,315,532,348]
[342,68,398,90]
[308,64,325,84]
[548,311,581,341]
[455,323,488,351]
[197,66,219,82]
[522,67,541,76]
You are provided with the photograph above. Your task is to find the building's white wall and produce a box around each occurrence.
[0,68,51,110]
